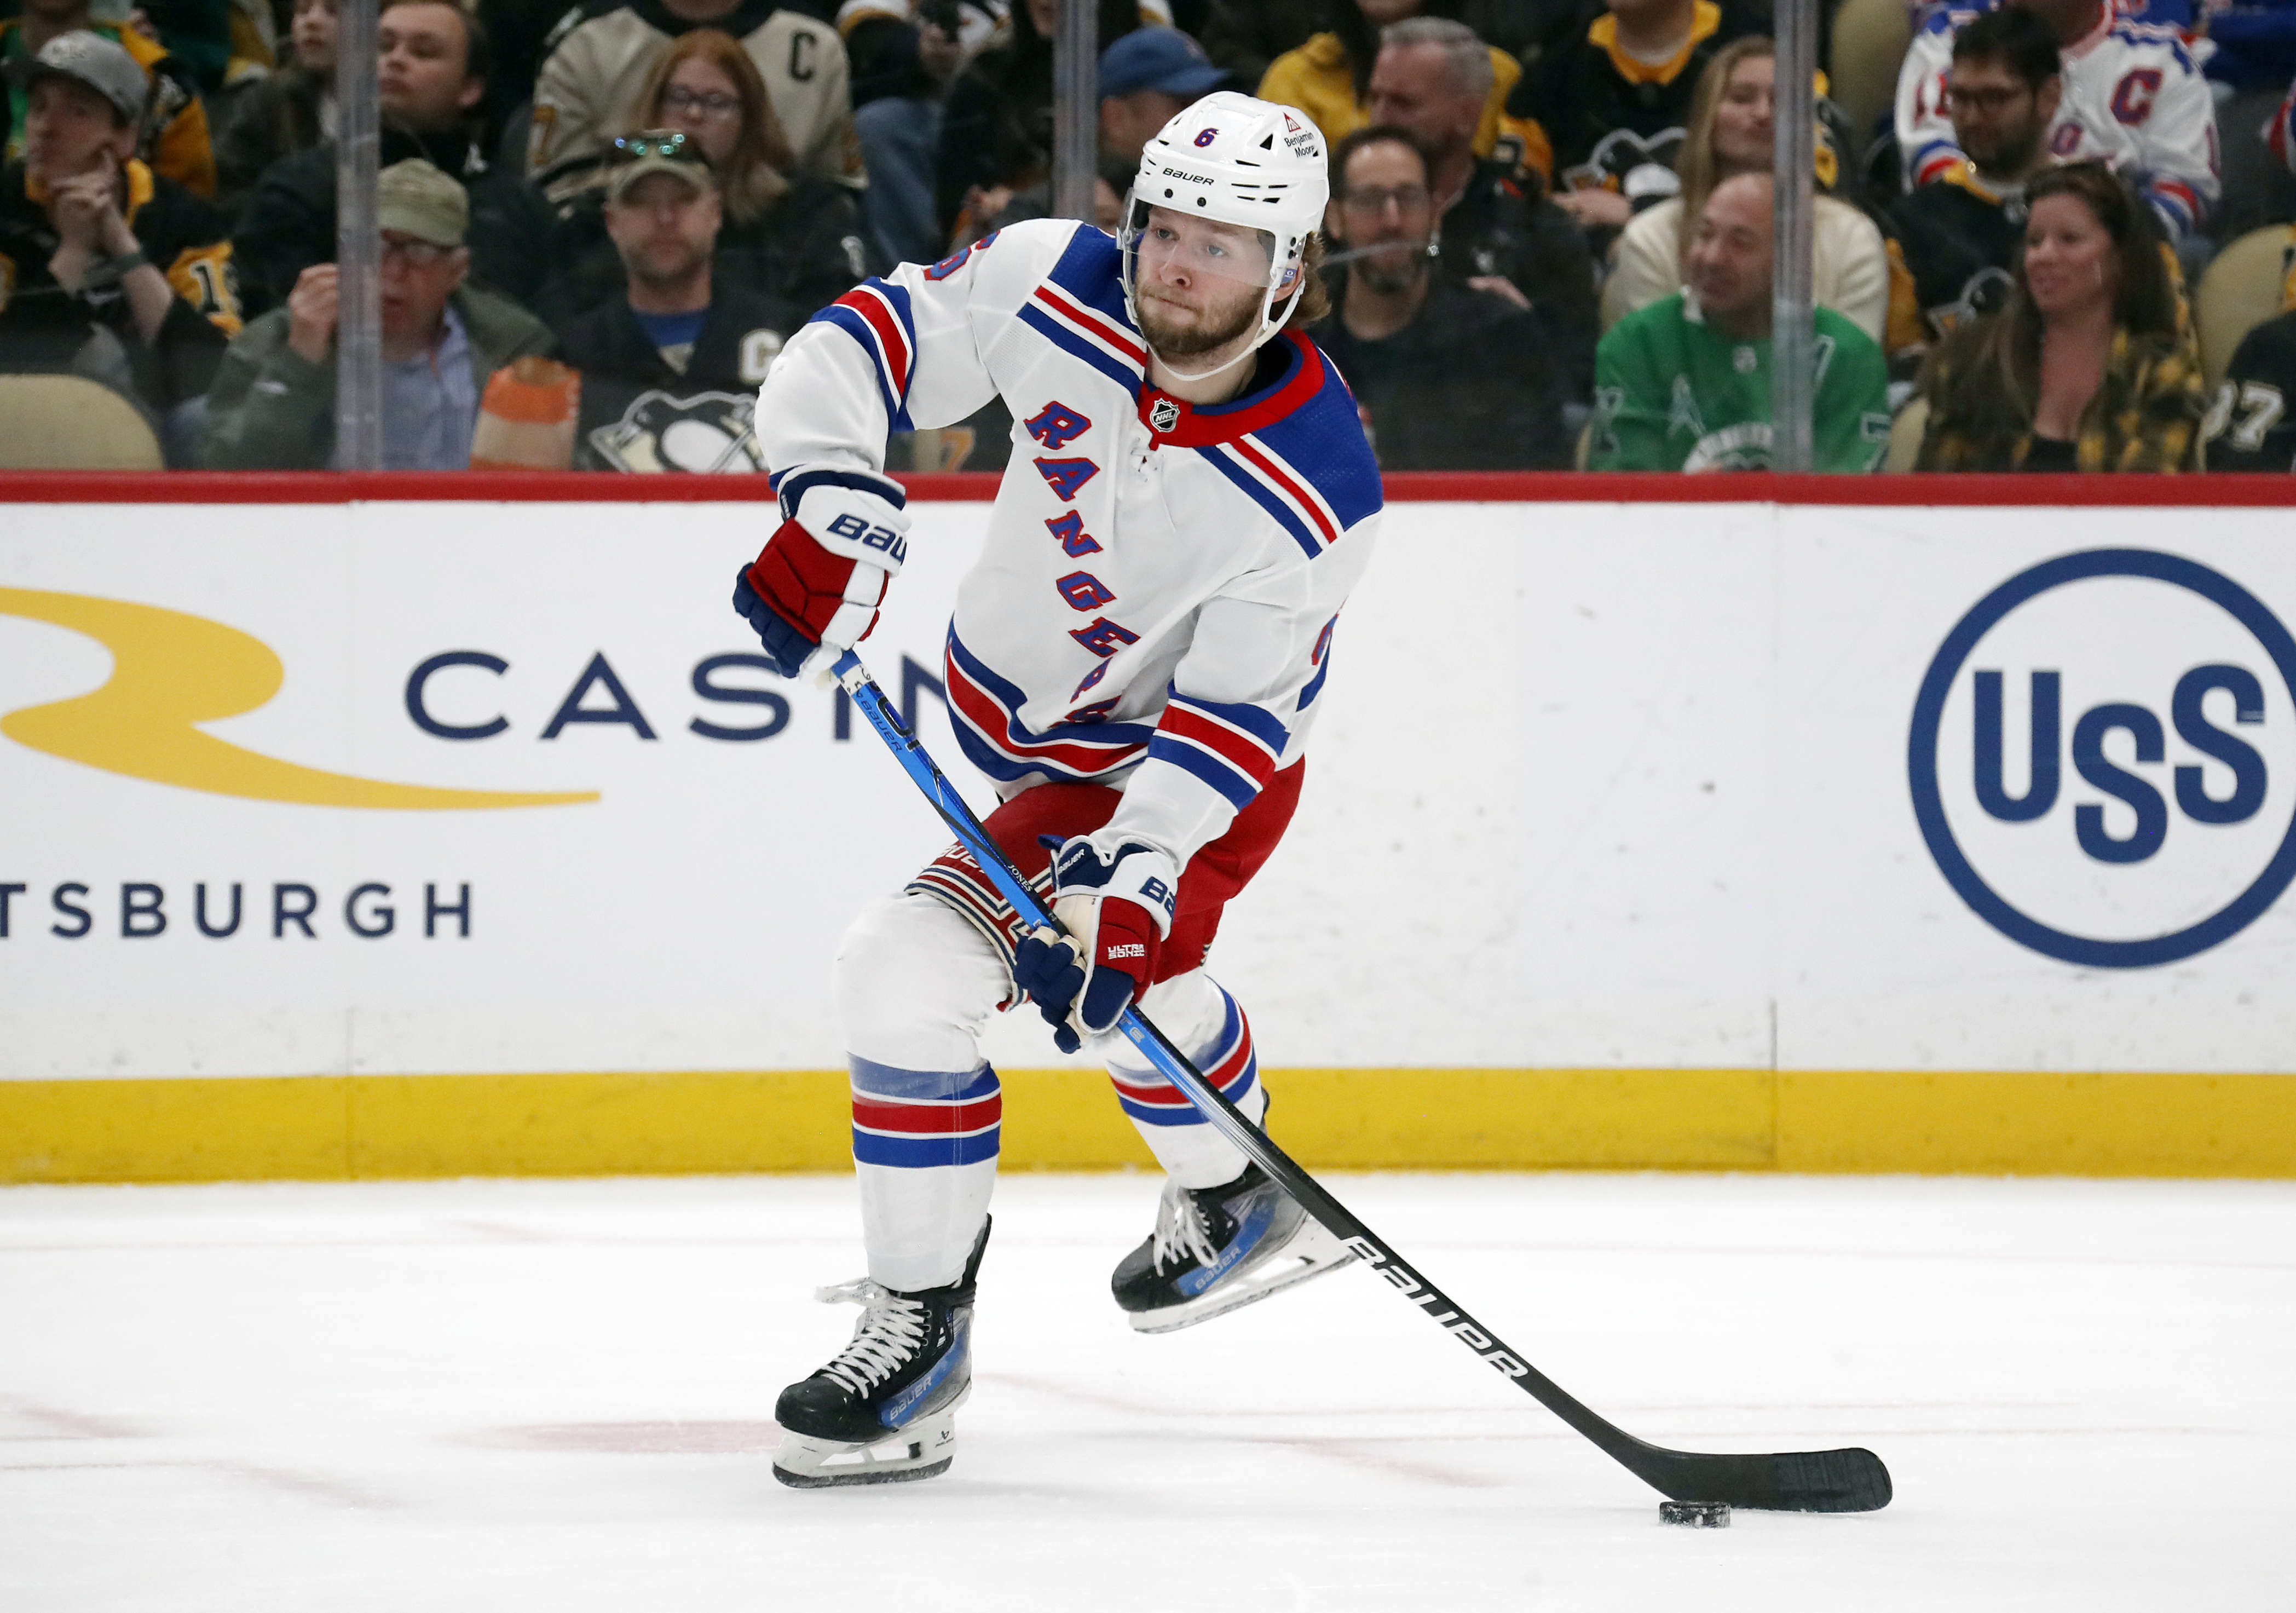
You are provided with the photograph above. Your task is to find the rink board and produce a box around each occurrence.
[4,474,2295,1180]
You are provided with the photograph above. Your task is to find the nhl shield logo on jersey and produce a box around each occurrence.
[1149,396,1181,434]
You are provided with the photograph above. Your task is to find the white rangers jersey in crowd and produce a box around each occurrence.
[1896,0,2219,238]
[754,218,1383,869]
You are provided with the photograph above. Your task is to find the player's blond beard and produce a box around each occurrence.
[1137,282,1265,359]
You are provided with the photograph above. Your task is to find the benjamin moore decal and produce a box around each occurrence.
[0,589,597,810]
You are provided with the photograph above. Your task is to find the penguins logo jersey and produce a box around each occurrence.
[585,388,765,473]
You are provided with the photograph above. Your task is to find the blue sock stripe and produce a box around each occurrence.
[852,1126,1002,1167]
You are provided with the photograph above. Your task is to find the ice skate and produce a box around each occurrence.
[772,1220,989,1488]
[1111,1163,1355,1333]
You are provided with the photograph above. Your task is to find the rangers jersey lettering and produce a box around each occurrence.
[755,219,1382,868]
[1896,0,2219,238]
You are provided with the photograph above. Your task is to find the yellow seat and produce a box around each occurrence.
[1830,0,1913,164]
[0,375,164,470]
[2195,224,2296,395]
[1885,396,1929,473]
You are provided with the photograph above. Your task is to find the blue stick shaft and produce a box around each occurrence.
[824,650,1891,1511]
[829,651,1255,1154]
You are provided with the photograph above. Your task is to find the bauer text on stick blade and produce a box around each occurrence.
[828,649,1894,1513]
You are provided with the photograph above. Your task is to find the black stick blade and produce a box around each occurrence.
[1645,1445,1893,1513]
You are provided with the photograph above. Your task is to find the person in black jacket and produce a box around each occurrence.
[212,0,337,224]
[553,131,807,471]
[0,32,239,431]
[232,0,553,313]
[1501,0,1769,234]
[1311,125,1567,468]
[2205,310,2296,473]
[1365,16,1597,401]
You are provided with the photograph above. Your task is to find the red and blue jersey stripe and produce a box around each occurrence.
[849,1056,1002,1168]
[1147,689,1289,810]
[815,280,919,431]
[1182,336,1382,561]
[1017,231,1147,393]
[944,627,1158,785]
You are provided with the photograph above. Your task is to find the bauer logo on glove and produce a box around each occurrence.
[1011,834,1180,1053]
[732,465,913,683]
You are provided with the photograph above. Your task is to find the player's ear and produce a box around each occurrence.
[2037,74,2062,123]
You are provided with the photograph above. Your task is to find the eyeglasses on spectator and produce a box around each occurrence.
[1341,183,1433,216]
[380,234,456,266]
[661,87,741,119]
[1947,85,2032,114]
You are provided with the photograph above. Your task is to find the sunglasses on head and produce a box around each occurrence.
[610,129,706,165]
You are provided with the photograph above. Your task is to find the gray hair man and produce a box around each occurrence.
[1364,14,1599,401]
[200,158,553,468]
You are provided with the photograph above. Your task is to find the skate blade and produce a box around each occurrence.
[1128,1219,1359,1334]
[771,1409,957,1489]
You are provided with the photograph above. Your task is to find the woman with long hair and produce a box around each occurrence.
[534,28,879,325]
[1916,162,2202,471]
[1605,36,1885,341]
[628,29,799,227]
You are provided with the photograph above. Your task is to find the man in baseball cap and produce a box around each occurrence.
[201,157,554,468]
[0,1,216,194]
[1098,26,1232,164]
[0,29,239,429]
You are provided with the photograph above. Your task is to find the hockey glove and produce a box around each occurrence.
[1011,833,1179,1054]
[732,466,912,682]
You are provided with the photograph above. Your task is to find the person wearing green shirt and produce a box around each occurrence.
[1591,171,1889,472]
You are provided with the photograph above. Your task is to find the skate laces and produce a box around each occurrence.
[812,1278,929,1395]
[1150,1181,1225,1274]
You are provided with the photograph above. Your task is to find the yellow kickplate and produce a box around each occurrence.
[1,1067,2291,1184]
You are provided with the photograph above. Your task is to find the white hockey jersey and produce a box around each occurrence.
[1896,0,2219,238]
[754,219,1383,869]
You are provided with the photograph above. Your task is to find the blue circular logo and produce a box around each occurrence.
[1908,548,2296,969]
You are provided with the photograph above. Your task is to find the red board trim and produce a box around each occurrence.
[2,470,2295,506]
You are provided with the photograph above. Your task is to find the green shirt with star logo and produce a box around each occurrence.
[1589,290,1889,473]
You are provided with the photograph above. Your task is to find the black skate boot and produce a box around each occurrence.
[771,1219,990,1488]
[1111,1163,1355,1333]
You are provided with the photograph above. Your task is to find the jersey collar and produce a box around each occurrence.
[1136,331,1324,448]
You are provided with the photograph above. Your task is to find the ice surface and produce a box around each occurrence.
[3,1171,2291,1611]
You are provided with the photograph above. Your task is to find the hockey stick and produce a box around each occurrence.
[832,650,1891,1513]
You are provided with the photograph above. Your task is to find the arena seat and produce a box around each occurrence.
[1884,396,1929,473]
[2195,224,2296,395]
[1830,0,1913,164]
[0,375,165,470]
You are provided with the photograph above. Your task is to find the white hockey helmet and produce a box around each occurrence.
[1121,90,1330,358]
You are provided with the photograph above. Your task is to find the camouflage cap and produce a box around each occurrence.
[376,158,469,247]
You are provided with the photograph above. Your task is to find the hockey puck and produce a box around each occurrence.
[1659,1500,1731,1528]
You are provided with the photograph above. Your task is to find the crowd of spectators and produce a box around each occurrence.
[8,0,2296,472]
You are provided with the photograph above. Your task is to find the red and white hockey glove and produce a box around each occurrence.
[732,466,912,682]
[1012,834,1179,1055]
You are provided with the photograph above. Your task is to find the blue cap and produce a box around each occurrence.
[1099,26,1230,100]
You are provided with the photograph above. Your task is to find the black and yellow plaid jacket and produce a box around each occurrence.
[1916,325,2207,473]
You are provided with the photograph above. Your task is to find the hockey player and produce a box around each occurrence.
[729,90,1381,1488]
[1896,0,2219,241]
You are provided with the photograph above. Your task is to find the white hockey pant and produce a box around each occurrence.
[833,889,1268,1292]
